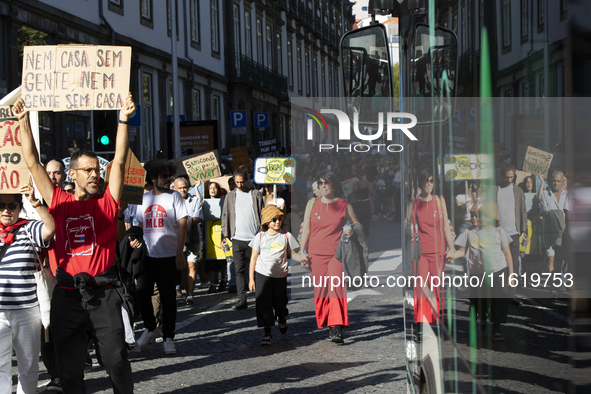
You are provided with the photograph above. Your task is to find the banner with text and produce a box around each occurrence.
[22,45,131,111]
[257,138,278,157]
[0,107,28,193]
[104,149,146,204]
[523,146,553,178]
[182,150,221,185]
[230,146,251,171]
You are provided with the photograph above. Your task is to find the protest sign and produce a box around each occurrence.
[230,146,251,171]
[21,45,131,111]
[515,170,532,188]
[257,138,278,157]
[182,151,221,185]
[443,154,494,181]
[0,107,28,193]
[104,149,146,205]
[523,146,553,178]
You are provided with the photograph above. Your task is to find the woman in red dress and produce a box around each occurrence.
[412,169,455,324]
[300,170,359,344]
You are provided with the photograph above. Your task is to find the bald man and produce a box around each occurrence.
[46,159,66,189]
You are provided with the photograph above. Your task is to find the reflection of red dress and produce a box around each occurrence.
[308,198,348,328]
[414,197,446,324]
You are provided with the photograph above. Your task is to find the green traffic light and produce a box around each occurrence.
[99,135,110,145]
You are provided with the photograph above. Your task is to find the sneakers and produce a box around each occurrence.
[137,327,162,348]
[185,294,194,305]
[261,335,273,345]
[46,378,63,392]
[278,321,288,335]
[163,338,177,354]
[492,331,504,341]
[232,301,247,310]
[208,285,218,294]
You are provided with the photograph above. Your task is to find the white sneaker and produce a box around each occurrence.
[185,294,194,305]
[163,338,177,354]
[137,327,161,348]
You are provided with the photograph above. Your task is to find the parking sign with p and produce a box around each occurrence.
[230,110,247,128]
[254,112,269,128]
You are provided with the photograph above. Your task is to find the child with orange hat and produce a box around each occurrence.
[248,205,302,345]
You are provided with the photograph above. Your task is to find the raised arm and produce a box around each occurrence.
[109,93,136,202]
[12,99,55,205]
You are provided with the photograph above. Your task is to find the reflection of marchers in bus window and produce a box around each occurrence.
[448,203,514,341]
[412,169,455,324]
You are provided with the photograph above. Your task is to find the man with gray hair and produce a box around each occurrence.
[540,170,571,288]
[173,177,203,305]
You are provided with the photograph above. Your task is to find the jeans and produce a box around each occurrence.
[0,306,41,394]
[232,239,251,303]
[136,256,178,339]
[51,287,133,394]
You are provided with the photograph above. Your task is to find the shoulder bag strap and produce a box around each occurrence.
[24,226,43,271]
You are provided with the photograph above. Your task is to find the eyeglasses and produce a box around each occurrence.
[271,217,283,223]
[74,167,101,176]
[426,178,434,184]
[0,202,19,210]
[317,180,332,186]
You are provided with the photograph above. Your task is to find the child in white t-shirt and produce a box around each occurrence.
[248,205,302,345]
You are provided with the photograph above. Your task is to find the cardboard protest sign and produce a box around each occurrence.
[443,154,494,181]
[230,146,251,171]
[523,146,553,178]
[182,151,221,185]
[515,170,532,188]
[103,149,146,204]
[0,107,29,193]
[206,175,233,195]
[22,45,131,111]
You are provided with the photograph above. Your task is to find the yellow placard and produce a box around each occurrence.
[443,154,494,181]
[205,220,232,260]
[0,107,29,193]
[21,45,131,111]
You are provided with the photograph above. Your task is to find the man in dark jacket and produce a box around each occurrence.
[221,166,264,310]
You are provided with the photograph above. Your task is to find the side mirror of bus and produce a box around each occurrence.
[408,25,458,124]
[341,24,393,127]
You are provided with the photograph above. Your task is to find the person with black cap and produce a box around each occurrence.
[248,205,302,345]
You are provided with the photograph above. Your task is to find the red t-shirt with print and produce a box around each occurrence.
[49,185,119,277]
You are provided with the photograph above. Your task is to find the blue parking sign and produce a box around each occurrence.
[230,110,247,127]
[254,112,269,128]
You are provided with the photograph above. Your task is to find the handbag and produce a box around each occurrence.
[25,227,56,334]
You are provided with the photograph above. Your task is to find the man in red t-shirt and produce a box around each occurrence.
[13,94,136,394]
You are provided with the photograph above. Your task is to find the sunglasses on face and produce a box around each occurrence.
[317,180,332,186]
[74,167,101,176]
[65,189,75,194]
[426,178,434,184]
[271,217,283,223]
[0,202,19,210]
[470,212,480,218]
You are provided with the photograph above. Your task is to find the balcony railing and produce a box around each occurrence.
[228,54,288,98]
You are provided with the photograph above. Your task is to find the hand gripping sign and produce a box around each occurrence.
[0,107,29,193]
[253,157,297,185]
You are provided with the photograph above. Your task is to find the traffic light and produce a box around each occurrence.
[93,110,117,152]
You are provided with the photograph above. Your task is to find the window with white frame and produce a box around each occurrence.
[297,43,302,92]
[257,19,263,64]
[141,0,151,19]
[266,25,273,69]
[287,39,293,87]
[192,89,201,120]
[142,72,154,161]
[211,0,220,53]
[245,12,252,58]
[212,95,220,119]
[502,0,511,48]
[233,4,241,55]
[276,32,282,75]
[191,0,200,44]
